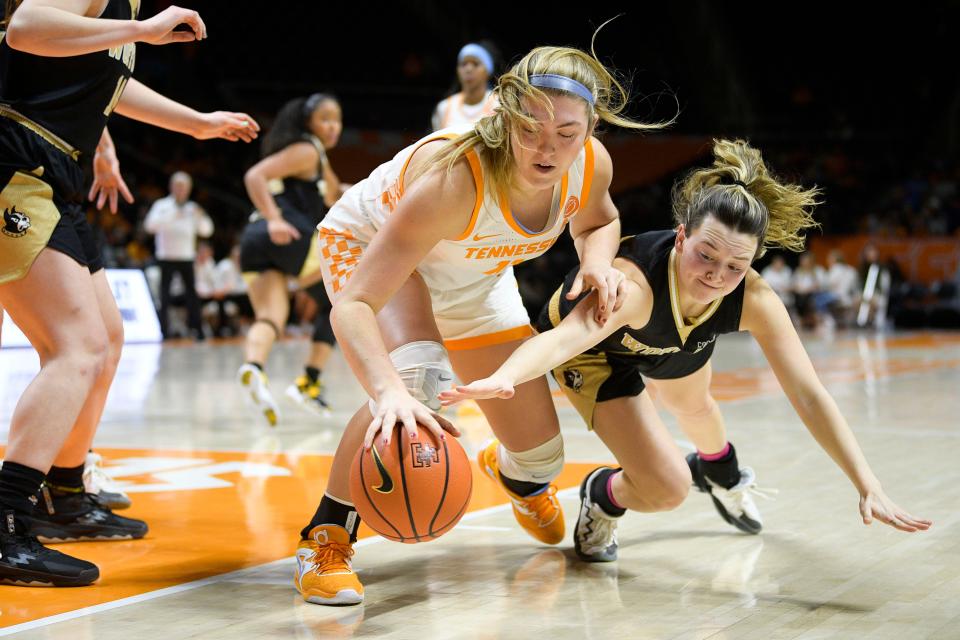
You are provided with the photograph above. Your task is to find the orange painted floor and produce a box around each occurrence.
[0,447,597,628]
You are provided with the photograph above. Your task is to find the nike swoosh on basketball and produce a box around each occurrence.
[472,233,500,241]
[371,445,394,494]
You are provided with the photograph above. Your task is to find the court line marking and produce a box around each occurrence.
[0,487,580,636]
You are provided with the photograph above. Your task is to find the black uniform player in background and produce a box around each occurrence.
[237,93,344,427]
[0,0,259,587]
[441,139,930,564]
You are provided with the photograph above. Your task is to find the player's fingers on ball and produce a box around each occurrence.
[381,412,397,445]
[399,410,419,441]
[434,412,459,436]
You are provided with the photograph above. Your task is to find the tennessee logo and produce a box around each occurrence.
[370,445,394,494]
[562,195,580,219]
[2,206,31,238]
[411,443,440,468]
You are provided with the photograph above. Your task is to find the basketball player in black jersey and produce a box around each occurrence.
[236,93,344,427]
[0,0,259,587]
[441,139,931,563]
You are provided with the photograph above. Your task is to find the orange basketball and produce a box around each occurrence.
[349,426,472,543]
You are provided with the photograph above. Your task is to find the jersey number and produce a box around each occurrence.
[483,259,524,276]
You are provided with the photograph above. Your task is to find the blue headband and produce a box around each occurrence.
[458,43,494,75]
[529,74,595,106]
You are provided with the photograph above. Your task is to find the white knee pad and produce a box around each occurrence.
[497,433,564,484]
[370,340,453,412]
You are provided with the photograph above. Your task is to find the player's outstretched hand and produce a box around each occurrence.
[438,375,515,406]
[859,487,932,532]
[194,112,260,143]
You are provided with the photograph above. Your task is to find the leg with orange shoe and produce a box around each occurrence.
[294,289,567,606]
[294,276,440,606]
[294,404,369,605]
[450,339,566,546]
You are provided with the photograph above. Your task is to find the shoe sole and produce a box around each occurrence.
[0,567,99,587]
[304,590,364,606]
[99,499,132,511]
[91,492,132,511]
[36,531,146,543]
[33,522,148,543]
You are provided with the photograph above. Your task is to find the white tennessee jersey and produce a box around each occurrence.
[320,124,596,294]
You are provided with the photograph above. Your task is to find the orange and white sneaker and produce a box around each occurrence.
[477,439,565,545]
[294,525,364,606]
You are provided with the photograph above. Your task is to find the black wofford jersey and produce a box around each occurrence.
[537,230,747,380]
[273,136,328,225]
[0,0,138,156]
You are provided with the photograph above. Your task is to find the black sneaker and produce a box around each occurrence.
[0,510,99,587]
[686,453,766,535]
[31,487,148,543]
[574,468,621,563]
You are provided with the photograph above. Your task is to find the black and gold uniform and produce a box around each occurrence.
[0,0,138,284]
[239,135,329,279]
[536,230,746,428]
[239,135,335,342]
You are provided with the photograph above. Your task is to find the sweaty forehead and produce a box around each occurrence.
[696,219,758,257]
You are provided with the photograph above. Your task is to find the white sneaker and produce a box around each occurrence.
[237,364,280,427]
[688,453,775,535]
[285,375,331,417]
[574,467,621,562]
[83,452,132,511]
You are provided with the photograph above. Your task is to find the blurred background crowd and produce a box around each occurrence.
[75,3,960,339]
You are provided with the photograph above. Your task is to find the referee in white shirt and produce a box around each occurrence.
[144,171,213,339]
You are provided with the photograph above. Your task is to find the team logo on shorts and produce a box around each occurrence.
[2,206,31,238]
[563,368,584,392]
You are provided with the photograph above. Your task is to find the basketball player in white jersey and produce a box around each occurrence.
[431,42,499,131]
[293,42,674,606]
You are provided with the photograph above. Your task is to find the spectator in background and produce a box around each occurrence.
[856,243,891,329]
[216,245,252,336]
[431,41,499,131]
[194,241,220,336]
[195,242,250,337]
[144,171,213,340]
[760,254,794,309]
[820,249,861,327]
[792,252,825,329]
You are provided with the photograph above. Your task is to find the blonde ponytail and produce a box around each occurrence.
[672,139,821,258]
